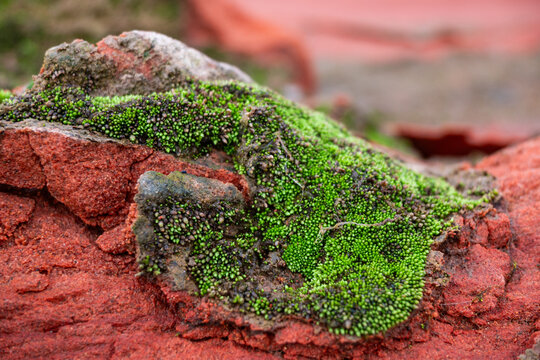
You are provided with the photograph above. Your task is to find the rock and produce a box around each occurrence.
[0,192,35,242]
[452,209,511,249]
[95,223,134,255]
[5,57,486,339]
[0,120,249,230]
[0,31,539,359]
[11,271,49,294]
[0,128,532,359]
[518,335,540,360]
[32,30,252,96]
[476,137,540,322]
[390,123,531,157]
[0,129,46,190]
[185,0,315,95]
[442,244,511,318]
[133,171,245,291]
[194,0,540,62]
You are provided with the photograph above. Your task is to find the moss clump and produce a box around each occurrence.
[0,89,11,103]
[0,80,491,336]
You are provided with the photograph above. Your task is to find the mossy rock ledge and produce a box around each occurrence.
[0,37,494,338]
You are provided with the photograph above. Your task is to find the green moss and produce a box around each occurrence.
[0,89,11,103]
[0,80,490,336]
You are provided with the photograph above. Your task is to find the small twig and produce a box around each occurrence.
[317,216,399,241]
[276,133,293,161]
[291,178,304,189]
[320,219,392,234]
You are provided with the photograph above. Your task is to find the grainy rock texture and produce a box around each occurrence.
[32,30,252,96]
[0,121,538,359]
[0,32,538,359]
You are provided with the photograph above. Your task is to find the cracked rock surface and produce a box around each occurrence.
[0,31,538,359]
[0,123,538,359]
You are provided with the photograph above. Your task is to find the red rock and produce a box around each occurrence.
[202,0,540,62]
[33,31,251,97]
[111,334,278,360]
[0,125,250,230]
[390,123,531,157]
[485,211,511,249]
[95,223,134,255]
[131,151,251,201]
[477,137,540,257]
[186,0,315,94]
[0,131,46,189]
[27,130,152,230]
[274,322,316,345]
[443,244,511,318]
[477,138,540,324]
[454,209,511,249]
[0,192,35,242]
[11,271,49,294]
[0,128,539,358]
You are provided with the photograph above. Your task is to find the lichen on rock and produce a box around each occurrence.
[31,30,253,97]
[0,75,492,337]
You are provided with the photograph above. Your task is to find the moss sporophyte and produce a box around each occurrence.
[0,80,492,336]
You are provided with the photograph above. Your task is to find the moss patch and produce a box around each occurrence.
[0,89,11,103]
[0,80,492,336]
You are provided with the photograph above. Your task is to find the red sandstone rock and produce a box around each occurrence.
[28,130,153,230]
[0,124,538,359]
[11,271,49,294]
[96,223,134,255]
[0,192,35,242]
[443,244,511,318]
[454,209,511,249]
[477,137,540,324]
[0,123,249,230]
[0,131,46,189]
[207,0,540,62]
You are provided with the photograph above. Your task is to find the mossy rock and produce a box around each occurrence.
[0,89,11,103]
[0,79,493,336]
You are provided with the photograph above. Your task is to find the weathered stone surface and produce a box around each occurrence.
[133,171,246,292]
[0,193,273,360]
[0,120,249,230]
[32,30,252,96]
[95,223,134,255]
[443,244,511,318]
[477,138,540,324]
[0,192,35,242]
[0,29,538,359]
[0,129,46,190]
[0,124,538,359]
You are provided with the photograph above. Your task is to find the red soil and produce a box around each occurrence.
[0,126,538,359]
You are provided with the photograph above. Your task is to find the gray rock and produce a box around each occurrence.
[133,171,246,291]
[518,337,540,360]
[32,30,252,96]
[135,171,245,210]
[0,118,125,145]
